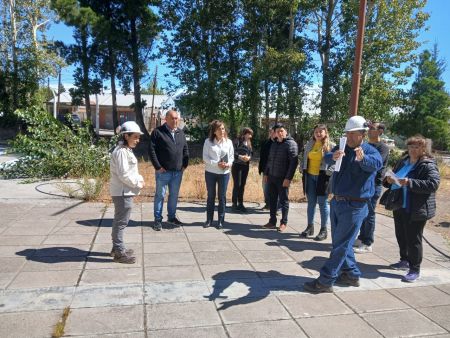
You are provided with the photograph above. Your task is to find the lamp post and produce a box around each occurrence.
[348,0,367,116]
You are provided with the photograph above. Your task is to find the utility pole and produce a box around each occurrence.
[150,66,158,130]
[56,68,62,116]
[348,0,367,116]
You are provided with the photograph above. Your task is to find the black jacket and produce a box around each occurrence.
[233,139,253,166]
[258,138,274,174]
[384,155,440,221]
[264,136,298,180]
[149,124,189,171]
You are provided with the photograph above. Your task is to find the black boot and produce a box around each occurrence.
[314,229,328,241]
[300,224,314,238]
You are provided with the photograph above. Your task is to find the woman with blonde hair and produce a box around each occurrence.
[202,120,234,229]
[383,135,439,282]
[300,124,335,241]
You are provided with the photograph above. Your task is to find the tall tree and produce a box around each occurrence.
[394,46,450,150]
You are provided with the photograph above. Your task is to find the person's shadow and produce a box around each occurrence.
[16,247,111,263]
[205,269,309,310]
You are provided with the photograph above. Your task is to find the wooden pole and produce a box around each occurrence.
[348,0,367,116]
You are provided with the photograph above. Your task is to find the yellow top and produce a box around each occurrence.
[307,141,323,175]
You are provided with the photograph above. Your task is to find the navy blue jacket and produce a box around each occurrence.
[325,142,382,200]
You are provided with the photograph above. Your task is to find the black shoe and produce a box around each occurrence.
[314,229,328,241]
[168,216,183,226]
[204,220,212,228]
[113,252,136,264]
[216,221,223,229]
[303,279,333,293]
[238,205,247,213]
[232,204,239,212]
[336,273,360,287]
[300,225,314,238]
[153,220,162,231]
[110,248,134,257]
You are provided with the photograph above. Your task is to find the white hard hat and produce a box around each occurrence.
[344,116,369,132]
[119,121,143,135]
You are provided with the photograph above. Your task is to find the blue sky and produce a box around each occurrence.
[47,0,450,92]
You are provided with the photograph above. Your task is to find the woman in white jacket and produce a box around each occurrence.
[110,121,145,264]
[203,120,234,229]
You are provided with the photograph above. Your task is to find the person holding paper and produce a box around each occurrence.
[384,135,439,283]
[231,127,254,212]
[300,124,335,241]
[303,115,382,293]
[262,123,298,232]
[354,122,390,253]
[202,120,234,229]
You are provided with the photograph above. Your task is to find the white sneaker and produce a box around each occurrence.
[354,244,373,253]
[353,239,362,248]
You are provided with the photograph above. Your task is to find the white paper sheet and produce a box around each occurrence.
[334,136,347,172]
[384,169,401,185]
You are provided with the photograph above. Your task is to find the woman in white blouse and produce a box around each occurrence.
[202,120,234,229]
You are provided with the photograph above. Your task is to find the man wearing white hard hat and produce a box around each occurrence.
[304,115,382,293]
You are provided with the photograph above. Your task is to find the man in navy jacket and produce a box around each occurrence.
[149,110,189,231]
[303,116,382,293]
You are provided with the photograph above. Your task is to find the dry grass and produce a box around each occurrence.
[52,307,70,338]
[97,160,305,204]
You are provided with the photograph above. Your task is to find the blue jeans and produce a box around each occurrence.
[205,171,230,222]
[154,170,183,221]
[318,198,368,286]
[358,185,382,245]
[306,173,329,230]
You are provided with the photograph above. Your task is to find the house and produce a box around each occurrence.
[47,92,177,131]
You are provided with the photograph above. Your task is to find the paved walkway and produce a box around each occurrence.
[1,180,450,337]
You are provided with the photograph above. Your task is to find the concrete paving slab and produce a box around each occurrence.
[7,270,81,289]
[144,241,192,253]
[0,273,16,288]
[84,256,143,270]
[0,235,46,246]
[80,267,142,286]
[232,240,281,251]
[389,286,450,308]
[195,251,247,265]
[186,232,232,242]
[71,284,143,308]
[70,333,145,338]
[436,283,450,295]
[190,240,238,252]
[0,257,25,273]
[241,250,294,263]
[142,232,187,242]
[199,263,258,280]
[22,257,86,271]
[252,262,309,277]
[0,309,61,338]
[336,289,410,313]
[418,305,450,331]
[0,245,37,257]
[217,296,290,324]
[226,319,307,338]
[144,252,197,266]
[43,234,95,245]
[296,313,382,338]
[362,309,447,337]
[145,265,203,282]
[278,293,352,318]
[146,301,221,330]
[65,305,144,336]
[148,325,227,338]
[206,278,267,300]
[145,281,210,304]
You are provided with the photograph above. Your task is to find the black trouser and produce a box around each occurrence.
[393,208,427,273]
[232,163,249,206]
[268,175,289,225]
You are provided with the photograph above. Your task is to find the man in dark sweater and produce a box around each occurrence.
[258,127,277,209]
[354,122,390,253]
[262,124,298,232]
[149,110,189,231]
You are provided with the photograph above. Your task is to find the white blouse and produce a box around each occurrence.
[202,138,234,174]
[110,145,144,196]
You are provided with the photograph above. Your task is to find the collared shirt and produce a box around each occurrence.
[165,124,177,143]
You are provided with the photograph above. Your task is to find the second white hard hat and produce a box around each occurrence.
[344,116,369,132]
[119,121,143,135]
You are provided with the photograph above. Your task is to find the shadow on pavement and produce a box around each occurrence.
[15,247,111,263]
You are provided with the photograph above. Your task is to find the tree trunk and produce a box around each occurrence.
[8,0,18,110]
[80,25,92,122]
[108,43,119,133]
[130,17,149,137]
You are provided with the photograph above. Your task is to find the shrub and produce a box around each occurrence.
[0,106,110,181]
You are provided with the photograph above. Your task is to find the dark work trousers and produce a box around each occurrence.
[268,175,289,225]
[231,163,249,206]
[393,208,427,273]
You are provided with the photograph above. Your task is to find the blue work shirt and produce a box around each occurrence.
[325,142,383,200]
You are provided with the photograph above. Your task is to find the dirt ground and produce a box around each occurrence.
[99,160,450,242]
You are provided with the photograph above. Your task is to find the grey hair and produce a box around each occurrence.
[166,109,178,118]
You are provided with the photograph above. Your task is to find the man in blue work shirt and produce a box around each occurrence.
[303,115,382,293]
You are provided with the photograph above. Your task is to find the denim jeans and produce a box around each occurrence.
[318,198,368,286]
[154,170,183,221]
[205,171,230,222]
[268,175,289,225]
[358,184,382,245]
[306,173,330,230]
[112,196,133,252]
